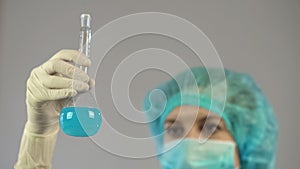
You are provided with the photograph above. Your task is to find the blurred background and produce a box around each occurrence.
[1,0,299,168]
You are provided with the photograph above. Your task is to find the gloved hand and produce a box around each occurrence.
[25,49,95,134]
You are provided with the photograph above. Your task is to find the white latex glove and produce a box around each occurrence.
[25,49,95,134]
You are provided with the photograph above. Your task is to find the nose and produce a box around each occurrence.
[185,125,200,139]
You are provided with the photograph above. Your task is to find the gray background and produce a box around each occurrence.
[1,0,300,168]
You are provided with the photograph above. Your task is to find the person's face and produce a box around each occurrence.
[163,105,240,167]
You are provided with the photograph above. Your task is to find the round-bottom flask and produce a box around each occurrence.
[60,91,102,137]
[60,13,101,137]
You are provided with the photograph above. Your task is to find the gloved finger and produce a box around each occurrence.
[46,88,78,101]
[50,49,91,66]
[88,78,95,89]
[27,71,78,100]
[27,81,77,104]
[40,59,90,83]
[39,73,90,92]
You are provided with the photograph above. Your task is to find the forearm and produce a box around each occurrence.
[14,122,59,169]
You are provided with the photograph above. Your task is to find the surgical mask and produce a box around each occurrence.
[159,139,236,169]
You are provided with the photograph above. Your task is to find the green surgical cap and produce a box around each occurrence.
[143,67,278,169]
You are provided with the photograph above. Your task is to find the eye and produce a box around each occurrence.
[200,122,222,136]
[165,124,185,138]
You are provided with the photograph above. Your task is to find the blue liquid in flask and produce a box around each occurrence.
[60,106,102,137]
[60,87,102,137]
[60,83,102,137]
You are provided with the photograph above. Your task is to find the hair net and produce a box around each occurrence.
[143,66,278,169]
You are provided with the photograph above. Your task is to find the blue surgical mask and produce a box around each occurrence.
[159,139,236,169]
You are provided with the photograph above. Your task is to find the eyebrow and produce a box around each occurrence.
[164,115,223,125]
[164,119,176,124]
[198,116,222,123]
